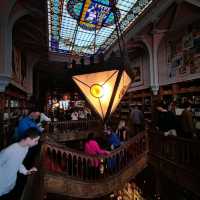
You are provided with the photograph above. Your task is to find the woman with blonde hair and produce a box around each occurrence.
[116,120,128,141]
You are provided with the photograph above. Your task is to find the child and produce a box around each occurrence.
[0,128,40,197]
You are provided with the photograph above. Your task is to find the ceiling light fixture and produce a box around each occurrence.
[72,0,132,122]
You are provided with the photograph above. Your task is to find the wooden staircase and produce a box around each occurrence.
[22,132,148,199]
[22,127,200,199]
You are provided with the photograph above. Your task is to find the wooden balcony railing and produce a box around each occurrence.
[46,120,101,134]
[22,132,148,200]
[41,131,147,181]
[149,133,200,171]
[21,128,200,199]
[149,132,200,197]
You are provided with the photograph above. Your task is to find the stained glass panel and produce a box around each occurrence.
[48,0,152,55]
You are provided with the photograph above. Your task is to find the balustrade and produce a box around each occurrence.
[23,128,200,199]
[149,133,200,171]
[47,120,101,134]
[41,132,147,181]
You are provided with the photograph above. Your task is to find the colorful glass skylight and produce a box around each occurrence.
[48,0,152,55]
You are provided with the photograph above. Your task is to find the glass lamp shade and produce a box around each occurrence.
[110,70,132,114]
[72,69,131,120]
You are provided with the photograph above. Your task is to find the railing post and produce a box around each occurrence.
[46,123,50,135]
[145,130,149,155]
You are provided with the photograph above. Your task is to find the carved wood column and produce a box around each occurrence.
[141,29,166,95]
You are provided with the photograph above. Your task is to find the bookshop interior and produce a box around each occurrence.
[0,0,200,200]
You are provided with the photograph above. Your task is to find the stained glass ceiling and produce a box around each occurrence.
[48,0,152,56]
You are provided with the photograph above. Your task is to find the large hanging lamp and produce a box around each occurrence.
[73,69,131,120]
[72,0,132,121]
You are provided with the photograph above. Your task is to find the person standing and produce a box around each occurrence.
[181,102,194,138]
[71,110,79,120]
[130,106,144,134]
[106,127,121,150]
[105,127,121,172]
[0,128,40,198]
[116,120,128,141]
[84,133,109,179]
[156,103,177,136]
[84,133,109,166]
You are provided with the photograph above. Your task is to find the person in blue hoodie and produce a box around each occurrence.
[106,127,121,150]
[11,109,41,143]
[106,127,121,172]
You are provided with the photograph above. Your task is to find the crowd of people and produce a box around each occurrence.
[129,100,200,139]
[51,107,92,121]
[154,100,199,139]
[1,107,105,198]
[83,120,129,179]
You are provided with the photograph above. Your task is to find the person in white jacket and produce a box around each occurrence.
[0,128,40,197]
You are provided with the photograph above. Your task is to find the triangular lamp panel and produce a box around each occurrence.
[110,71,132,115]
[73,78,104,119]
[73,70,118,87]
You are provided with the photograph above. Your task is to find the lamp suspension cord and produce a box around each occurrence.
[111,0,126,67]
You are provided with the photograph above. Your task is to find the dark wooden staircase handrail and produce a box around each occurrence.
[41,131,147,181]
[148,132,200,197]
[39,131,148,198]
[46,119,103,142]
[149,132,200,173]
[47,120,102,134]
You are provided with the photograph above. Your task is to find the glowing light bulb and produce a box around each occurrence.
[90,84,103,98]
